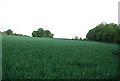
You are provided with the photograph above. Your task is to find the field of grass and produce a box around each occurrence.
[2,35,119,79]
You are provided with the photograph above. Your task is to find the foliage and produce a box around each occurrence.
[32,31,37,37]
[2,35,118,79]
[83,38,86,41]
[32,28,54,38]
[79,37,82,40]
[6,29,13,35]
[86,22,120,43]
[74,36,79,40]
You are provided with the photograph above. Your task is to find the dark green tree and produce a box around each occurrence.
[32,28,54,38]
[79,37,82,40]
[44,30,51,37]
[6,29,13,35]
[86,22,120,43]
[49,34,54,38]
[37,28,45,37]
[32,31,37,37]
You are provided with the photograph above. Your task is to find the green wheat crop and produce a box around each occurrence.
[2,35,119,79]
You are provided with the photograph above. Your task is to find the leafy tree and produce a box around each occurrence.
[44,30,51,37]
[75,36,79,40]
[37,28,45,37]
[83,38,86,41]
[32,31,37,37]
[49,34,54,38]
[6,29,13,35]
[32,28,54,38]
[79,37,82,40]
[86,22,120,43]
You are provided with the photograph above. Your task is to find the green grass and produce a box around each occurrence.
[2,35,119,79]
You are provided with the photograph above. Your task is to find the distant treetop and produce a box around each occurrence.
[32,28,54,38]
[6,29,13,35]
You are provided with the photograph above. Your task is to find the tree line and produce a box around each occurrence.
[1,28,54,38]
[86,22,120,43]
[1,22,120,43]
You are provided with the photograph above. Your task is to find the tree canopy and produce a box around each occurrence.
[6,29,13,35]
[32,28,54,38]
[86,22,120,43]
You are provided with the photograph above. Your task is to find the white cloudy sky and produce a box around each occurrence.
[0,0,119,39]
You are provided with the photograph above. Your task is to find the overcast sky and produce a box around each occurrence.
[0,0,119,39]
